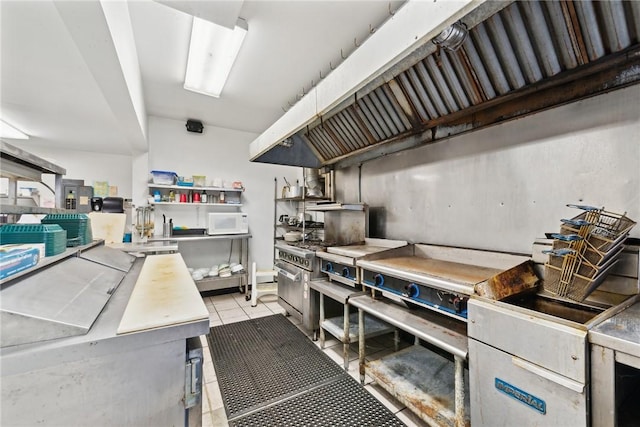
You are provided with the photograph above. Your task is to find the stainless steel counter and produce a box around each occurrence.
[1,247,209,426]
[590,299,640,357]
[589,298,640,427]
[110,240,179,254]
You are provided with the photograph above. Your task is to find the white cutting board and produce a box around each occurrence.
[89,212,127,246]
[117,253,208,334]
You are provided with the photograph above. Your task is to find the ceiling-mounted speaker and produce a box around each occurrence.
[186,119,204,133]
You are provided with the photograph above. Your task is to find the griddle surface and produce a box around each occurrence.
[327,244,393,258]
[367,256,501,285]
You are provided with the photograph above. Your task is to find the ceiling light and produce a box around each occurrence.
[433,22,468,51]
[184,17,248,98]
[0,120,29,139]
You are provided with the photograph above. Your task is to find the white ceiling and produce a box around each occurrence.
[1,0,405,155]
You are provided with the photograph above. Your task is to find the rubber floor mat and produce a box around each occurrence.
[208,314,346,419]
[229,375,406,427]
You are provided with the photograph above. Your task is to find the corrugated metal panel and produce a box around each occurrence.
[304,0,640,164]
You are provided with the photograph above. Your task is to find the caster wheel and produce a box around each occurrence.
[312,330,318,341]
[245,294,251,301]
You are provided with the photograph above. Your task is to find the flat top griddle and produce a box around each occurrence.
[366,256,502,286]
[327,244,396,258]
[324,238,407,259]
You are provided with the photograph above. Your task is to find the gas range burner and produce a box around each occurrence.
[286,240,335,252]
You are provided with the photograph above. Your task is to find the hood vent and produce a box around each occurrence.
[253,0,640,168]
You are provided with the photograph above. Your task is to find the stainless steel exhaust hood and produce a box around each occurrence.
[250,0,640,169]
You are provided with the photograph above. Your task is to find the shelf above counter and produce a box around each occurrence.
[305,202,367,211]
[275,223,324,229]
[275,196,331,202]
[147,183,243,192]
[148,233,252,242]
[150,202,242,207]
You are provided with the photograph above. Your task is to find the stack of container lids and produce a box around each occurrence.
[0,224,67,256]
[41,214,93,247]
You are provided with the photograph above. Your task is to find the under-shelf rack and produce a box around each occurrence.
[349,294,469,427]
[148,233,251,294]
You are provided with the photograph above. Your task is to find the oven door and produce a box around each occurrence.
[275,261,303,316]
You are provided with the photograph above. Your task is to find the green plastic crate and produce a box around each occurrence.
[41,214,93,246]
[0,224,67,256]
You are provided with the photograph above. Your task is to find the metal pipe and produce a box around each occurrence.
[358,165,362,203]
[343,303,350,370]
[358,308,366,384]
[454,355,465,427]
[319,293,325,349]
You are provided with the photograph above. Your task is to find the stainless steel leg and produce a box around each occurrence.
[319,293,325,349]
[358,308,365,384]
[590,344,615,427]
[242,238,249,298]
[454,355,465,427]
[343,303,349,370]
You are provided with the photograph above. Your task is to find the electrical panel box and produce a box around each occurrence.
[57,179,93,213]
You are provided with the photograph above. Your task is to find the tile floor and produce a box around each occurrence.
[199,289,429,427]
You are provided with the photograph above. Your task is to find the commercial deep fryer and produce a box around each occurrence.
[467,243,639,426]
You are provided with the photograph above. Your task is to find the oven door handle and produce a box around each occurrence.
[274,265,301,282]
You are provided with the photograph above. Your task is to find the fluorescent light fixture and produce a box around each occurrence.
[0,119,29,139]
[184,17,248,98]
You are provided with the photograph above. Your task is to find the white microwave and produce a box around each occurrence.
[207,212,249,235]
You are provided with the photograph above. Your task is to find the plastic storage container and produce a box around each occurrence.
[150,170,177,185]
[192,175,206,187]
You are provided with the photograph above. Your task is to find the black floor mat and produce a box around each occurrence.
[229,375,405,427]
[208,314,405,426]
[208,314,345,419]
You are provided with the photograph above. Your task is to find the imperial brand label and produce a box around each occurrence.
[495,378,546,415]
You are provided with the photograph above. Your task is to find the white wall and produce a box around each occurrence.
[14,117,300,272]
[336,85,640,255]
[145,115,300,270]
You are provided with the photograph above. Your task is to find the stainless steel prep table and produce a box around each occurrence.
[589,298,640,427]
[349,294,469,427]
[309,279,396,370]
[1,246,209,426]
